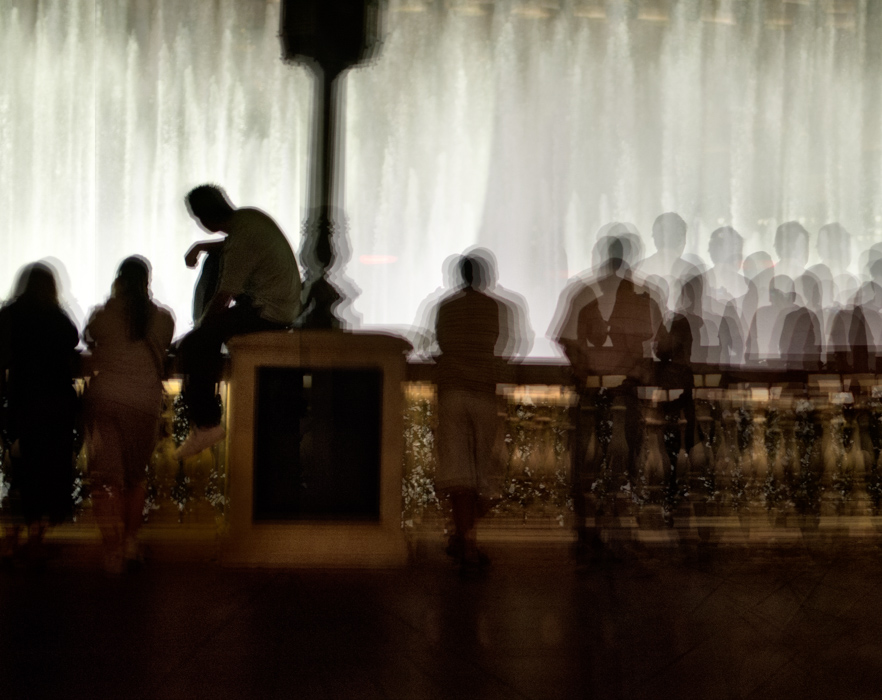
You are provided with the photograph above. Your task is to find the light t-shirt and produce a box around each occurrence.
[217,208,302,324]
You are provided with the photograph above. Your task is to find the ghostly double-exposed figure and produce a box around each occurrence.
[84,256,175,573]
[0,263,78,565]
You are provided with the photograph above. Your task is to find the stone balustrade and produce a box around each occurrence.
[5,356,882,559]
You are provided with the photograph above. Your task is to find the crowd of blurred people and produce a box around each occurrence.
[2,200,881,573]
[419,215,882,570]
[550,215,882,377]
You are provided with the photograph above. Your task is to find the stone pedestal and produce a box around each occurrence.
[222,330,411,567]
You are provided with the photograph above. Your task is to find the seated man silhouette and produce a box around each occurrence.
[176,184,302,459]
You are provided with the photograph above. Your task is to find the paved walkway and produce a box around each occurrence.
[2,540,882,699]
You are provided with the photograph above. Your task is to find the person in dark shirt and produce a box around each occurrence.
[551,233,663,565]
[0,263,78,564]
[433,254,512,572]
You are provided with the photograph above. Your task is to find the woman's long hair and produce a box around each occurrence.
[114,256,152,341]
[16,262,60,310]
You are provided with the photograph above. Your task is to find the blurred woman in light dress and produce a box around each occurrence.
[84,256,174,573]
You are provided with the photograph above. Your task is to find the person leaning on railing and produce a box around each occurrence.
[83,256,174,574]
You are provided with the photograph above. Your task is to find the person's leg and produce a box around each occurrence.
[436,390,480,563]
[180,305,286,429]
[448,487,477,544]
[2,448,24,564]
[120,407,159,568]
[86,403,126,572]
[122,484,147,567]
[178,324,227,429]
[17,423,48,562]
[466,393,503,567]
[192,249,222,323]
[571,393,603,564]
[92,485,123,558]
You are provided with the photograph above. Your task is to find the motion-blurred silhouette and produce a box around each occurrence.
[84,256,175,573]
[432,251,526,573]
[636,213,700,311]
[0,262,79,566]
[176,184,302,459]
[551,230,663,565]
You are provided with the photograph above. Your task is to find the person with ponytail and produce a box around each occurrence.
[84,256,174,573]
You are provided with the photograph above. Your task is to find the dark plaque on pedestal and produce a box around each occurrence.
[253,367,382,520]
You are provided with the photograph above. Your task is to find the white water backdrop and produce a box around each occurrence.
[1,0,881,355]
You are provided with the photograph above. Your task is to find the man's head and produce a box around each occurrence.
[458,254,490,291]
[708,226,743,267]
[743,251,773,281]
[774,221,809,265]
[652,212,687,254]
[817,222,850,272]
[592,223,640,270]
[185,184,235,232]
[593,235,630,273]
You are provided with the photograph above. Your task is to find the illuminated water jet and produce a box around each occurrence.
[0,0,880,356]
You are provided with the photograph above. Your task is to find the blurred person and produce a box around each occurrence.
[414,249,534,362]
[704,226,756,366]
[829,261,882,373]
[636,212,700,310]
[0,263,79,565]
[836,259,882,372]
[743,251,775,308]
[553,232,663,381]
[779,273,823,371]
[551,232,663,565]
[745,275,800,367]
[673,274,719,365]
[814,222,852,278]
[84,257,174,573]
[409,255,460,361]
[834,271,861,307]
[808,224,856,330]
[860,242,882,284]
[176,184,302,459]
[463,246,534,360]
[829,289,873,373]
[774,221,810,281]
[433,253,516,573]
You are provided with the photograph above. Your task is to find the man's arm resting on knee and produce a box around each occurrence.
[185,240,225,268]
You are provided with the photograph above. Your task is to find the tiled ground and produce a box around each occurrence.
[2,540,882,699]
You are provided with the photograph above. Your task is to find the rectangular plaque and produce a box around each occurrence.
[253,367,382,521]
